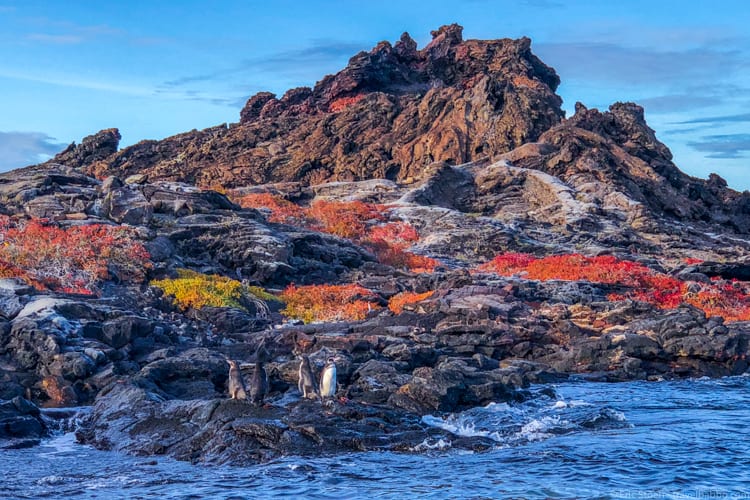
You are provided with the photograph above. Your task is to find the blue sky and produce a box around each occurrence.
[1,0,748,190]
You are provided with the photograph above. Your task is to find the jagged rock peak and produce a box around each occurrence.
[51,128,121,169]
[239,23,562,122]
[64,25,565,187]
[566,101,672,163]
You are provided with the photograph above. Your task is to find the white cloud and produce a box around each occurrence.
[0,131,67,171]
[25,33,85,44]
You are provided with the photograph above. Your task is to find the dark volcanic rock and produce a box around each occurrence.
[51,128,121,170]
[3,24,750,468]
[66,25,563,187]
[503,102,750,232]
[0,396,48,448]
[76,379,495,465]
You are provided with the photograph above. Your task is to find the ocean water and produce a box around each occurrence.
[3,376,750,499]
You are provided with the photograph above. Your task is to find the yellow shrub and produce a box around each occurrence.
[151,269,274,311]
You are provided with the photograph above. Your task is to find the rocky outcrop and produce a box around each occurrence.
[0,396,48,449]
[57,25,563,187]
[6,24,750,467]
[52,129,121,170]
[504,102,750,233]
[75,382,497,464]
[72,275,750,464]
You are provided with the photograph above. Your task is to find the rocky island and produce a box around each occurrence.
[1,25,749,465]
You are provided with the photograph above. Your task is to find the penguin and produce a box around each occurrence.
[319,356,337,399]
[226,359,248,400]
[298,355,320,399]
[249,345,269,405]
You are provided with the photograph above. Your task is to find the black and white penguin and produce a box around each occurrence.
[298,355,320,399]
[226,359,248,400]
[249,346,269,405]
[319,356,337,399]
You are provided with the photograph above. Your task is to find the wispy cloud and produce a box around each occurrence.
[535,42,744,85]
[677,112,750,125]
[25,33,84,44]
[638,94,725,114]
[687,134,750,159]
[0,68,154,96]
[253,39,363,72]
[0,131,67,171]
[162,39,363,89]
[662,126,713,137]
[19,17,141,46]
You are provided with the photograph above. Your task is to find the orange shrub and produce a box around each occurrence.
[388,291,434,314]
[233,195,440,272]
[0,217,150,294]
[307,200,386,239]
[477,253,536,275]
[365,222,419,247]
[684,281,750,323]
[236,193,309,225]
[478,251,750,322]
[364,221,438,273]
[280,283,381,323]
[370,242,440,273]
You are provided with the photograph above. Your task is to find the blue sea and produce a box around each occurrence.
[4,376,750,499]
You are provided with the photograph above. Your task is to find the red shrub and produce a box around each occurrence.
[233,195,440,272]
[478,251,750,322]
[236,193,309,225]
[328,94,365,113]
[477,253,536,275]
[307,200,386,239]
[0,218,150,294]
[684,281,750,322]
[366,222,419,247]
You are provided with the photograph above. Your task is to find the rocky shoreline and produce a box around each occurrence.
[1,251,748,463]
[2,25,750,465]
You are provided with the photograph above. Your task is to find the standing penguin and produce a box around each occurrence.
[249,346,269,405]
[226,359,248,400]
[319,356,337,399]
[298,355,320,399]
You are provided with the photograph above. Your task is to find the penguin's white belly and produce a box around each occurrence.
[320,366,336,396]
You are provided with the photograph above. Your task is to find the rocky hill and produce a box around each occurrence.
[1,25,749,462]
[55,24,564,186]
[52,25,750,234]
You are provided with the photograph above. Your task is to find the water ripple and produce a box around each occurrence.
[3,376,750,498]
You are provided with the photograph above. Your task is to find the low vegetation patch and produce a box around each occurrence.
[280,283,381,323]
[151,269,277,311]
[0,216,150,295]
[236,195,439,273]
[477,252,750,322]
[388,290,435,314]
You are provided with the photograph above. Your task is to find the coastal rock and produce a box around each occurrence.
[0,396,48,448]
[505,103,750,232]
[75,379,495,465]
[2,23,750,467]
[101,185,153,225]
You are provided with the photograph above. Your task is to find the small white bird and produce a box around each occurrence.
[319,356,337,398]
